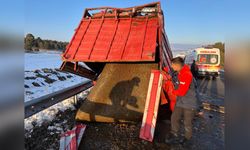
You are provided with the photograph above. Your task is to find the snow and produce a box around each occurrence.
[24,96,75,131]
[25,50,91,71]
[24,51,90,102]
[25,51,63,70]
[24,90,90,131]
[24,50,92,131]
[24,69,89,102]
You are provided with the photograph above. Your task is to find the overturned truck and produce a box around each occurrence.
[60,2,173,122]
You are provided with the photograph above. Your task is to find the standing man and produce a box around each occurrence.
[164,57,199,144]
[191,60,198,79]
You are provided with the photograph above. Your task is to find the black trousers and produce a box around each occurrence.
[171,106,195,139]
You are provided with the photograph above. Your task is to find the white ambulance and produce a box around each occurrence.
[185,47,221,78]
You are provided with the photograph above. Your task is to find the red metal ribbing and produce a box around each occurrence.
[162,35,172,67]
[140,17,148,59]
[158,19,163,70]
[72,18,92,60]
[62,19,84,59]
[105,19,119,59]
[88,18,105,60]
[120,18,133,59]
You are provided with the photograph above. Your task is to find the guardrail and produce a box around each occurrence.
[25,81,93,118]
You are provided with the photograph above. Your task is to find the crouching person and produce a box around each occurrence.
[164,57,199,145]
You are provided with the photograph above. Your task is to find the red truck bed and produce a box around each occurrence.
[62,2,172,65]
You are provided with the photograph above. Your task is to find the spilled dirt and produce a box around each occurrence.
[25,105,224,150]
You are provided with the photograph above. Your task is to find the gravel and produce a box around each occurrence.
[25,104,224,150]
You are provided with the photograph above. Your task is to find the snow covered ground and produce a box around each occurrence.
[24,90,90,131]
[24,50,90,131]
[25,50,63,70]
[24,51,89,102]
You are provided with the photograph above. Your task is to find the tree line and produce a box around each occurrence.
[24,33,69,51]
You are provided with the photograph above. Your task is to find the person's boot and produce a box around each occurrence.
[179,137,188,144]
[165,133,179,144]
[180,137,192,149]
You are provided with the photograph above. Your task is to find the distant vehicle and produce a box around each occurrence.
[185,47,220,78]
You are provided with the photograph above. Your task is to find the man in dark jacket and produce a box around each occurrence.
[191,60,198,79]
[165,57,199,144]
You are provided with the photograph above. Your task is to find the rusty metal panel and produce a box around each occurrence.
[63,18,158,62]
[75,63,158,122]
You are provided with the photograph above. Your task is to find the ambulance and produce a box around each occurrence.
[185,47,221,78]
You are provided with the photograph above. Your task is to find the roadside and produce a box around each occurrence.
[25,77,225,150]
[25,102,224,150]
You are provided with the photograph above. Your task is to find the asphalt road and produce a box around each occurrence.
[197,71,225,106]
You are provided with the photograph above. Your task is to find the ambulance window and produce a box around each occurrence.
[198,54,218,64]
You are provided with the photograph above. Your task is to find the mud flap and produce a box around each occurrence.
[140,70,163,142]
